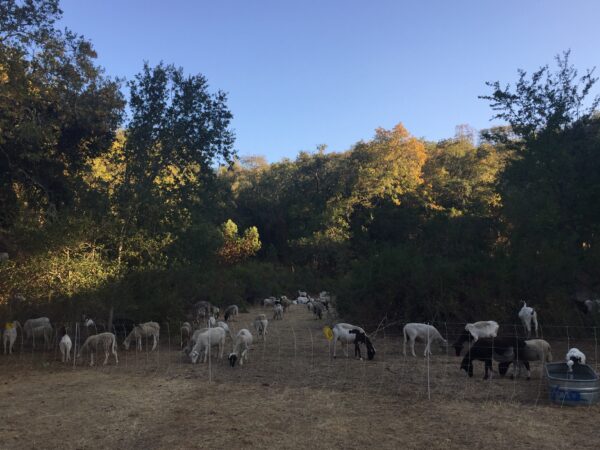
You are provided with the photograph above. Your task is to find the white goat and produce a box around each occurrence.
[518,302,538,337]
[296,296,309,304]
[402,323,447,357]
[566,348,586,372]
[59,333,72,363]
[207,316,217,328]
[229,329,253,367]
[77,332,118,366]
[3,321,21,354]
[123,321,160,351]
[273,303,284,320]
[189,327,226,364]
[331,323,366,359]
[263,297,276,307]
[23,317,53,349]
[217,321,233,340]
[254,314,268,339]
[453,320,500,356]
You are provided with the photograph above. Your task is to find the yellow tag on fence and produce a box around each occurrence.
[323,326,333,341]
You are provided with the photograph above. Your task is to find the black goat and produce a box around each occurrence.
[460,336,529,379]
[349,329,376,360]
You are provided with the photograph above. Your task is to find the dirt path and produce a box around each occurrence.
[1,306,599,449]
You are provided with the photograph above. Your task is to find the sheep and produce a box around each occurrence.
[402,323,448,357]
[254,314,268,339]
[566,348,586,372]
[217,321,233,340]
[460,336,529,379]
[189,327,226,364]
[263,297,276,307]
[280,297,292,312]
[3,321,20,354]
[122,321,160,351]
[312,301,325,319]
[224,305,239,322]
[518,301,538,337]
[23,318,53,350]
[498,339,553,379]
[77,332,119,366]
[296,295,309,304]
[331,323,374,359]
[453,321,499,356]
[58,326,72,363]
[181,322,192,349]
[229,329,253,367]
[348,328,376,360]
[273,303,284,320]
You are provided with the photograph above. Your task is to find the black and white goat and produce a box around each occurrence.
[348,328,376,360]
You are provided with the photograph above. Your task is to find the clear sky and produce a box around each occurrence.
[59,0,600,162]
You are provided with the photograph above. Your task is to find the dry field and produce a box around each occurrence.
[1,306,599,449]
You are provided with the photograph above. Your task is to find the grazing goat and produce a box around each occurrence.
[498,339,552,379]
[3,321,21,354]
[312,301,325,320]
[348,329,376,360]
[59,326,72,363]
[273,303,284,320]
[229,329,253,367]
[331,323,372,359]
[207,316,217,328]
[296,295,309,305]
[263,297,276,307]
[403,323,447,357]
[189,327,226,364]
[77,332,119,366]
[23,317,53,350]
[181,322,192,349]
[566,348,586,372]
[217,321,233,340]
[224,305,239,322]
[453,321,499,356]
[123,322,160,351]
[254,314,268,340]
[460,336,529,379]
[518,302,538,337]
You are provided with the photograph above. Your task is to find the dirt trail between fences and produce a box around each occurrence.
[1,306,599,449]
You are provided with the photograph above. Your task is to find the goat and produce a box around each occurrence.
[224,305,239,322]
[229,329,253,367]
[566,348,586,372]
[77,332,119,366]
[312,301,325,320]
[498,339,552,379]
[518,302,538,337]
[331,323,373,359]
[189,327,226,364]
[453,321,499,356]
[181,322,192,349]
[273,303,284,320]
[217,321,233,340]
[254,314,268,340]
[348,329,376,360]
[59,326,72,363]
[3,321,21,354]
[23,318,53,350]
[123,322,160,351]
[460,336,529,379]
[403,323,447,357]
[263,297,276,307]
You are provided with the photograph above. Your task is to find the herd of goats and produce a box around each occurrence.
[0,292,593,379]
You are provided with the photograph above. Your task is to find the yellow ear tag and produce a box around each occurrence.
[323,326,333,341]
[6,323,14,330]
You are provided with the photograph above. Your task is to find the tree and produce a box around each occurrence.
[216,219,261,265]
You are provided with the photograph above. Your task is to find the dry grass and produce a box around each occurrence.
[1,306,599,449]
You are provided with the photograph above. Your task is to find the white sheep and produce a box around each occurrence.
[273,303,284,320]
[77,332,119,366]
[189,327,226,364]
[229,329,253,367]
[59,332,72,363]
[331,323,366,359]
[3,321,20,354]
[123,321,160,351]
[518,301,538,337]
[263,297,276,307]
[453,320,499,356]
[254,314,268,340]
[296,296,309,304]
[402,323,447,357]
[566,348,586,372]
[23,317,53,349]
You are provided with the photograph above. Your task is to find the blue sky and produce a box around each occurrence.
[59,0,600,162]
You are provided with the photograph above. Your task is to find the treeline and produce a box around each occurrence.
[1,1,599,325]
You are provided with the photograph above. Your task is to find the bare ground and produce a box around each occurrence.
[1,306,599,449]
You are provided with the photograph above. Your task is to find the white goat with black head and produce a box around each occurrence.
[518,301,538,337]
[566,348,586,372]
[229,329,253,367]
[331,323,375,360]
